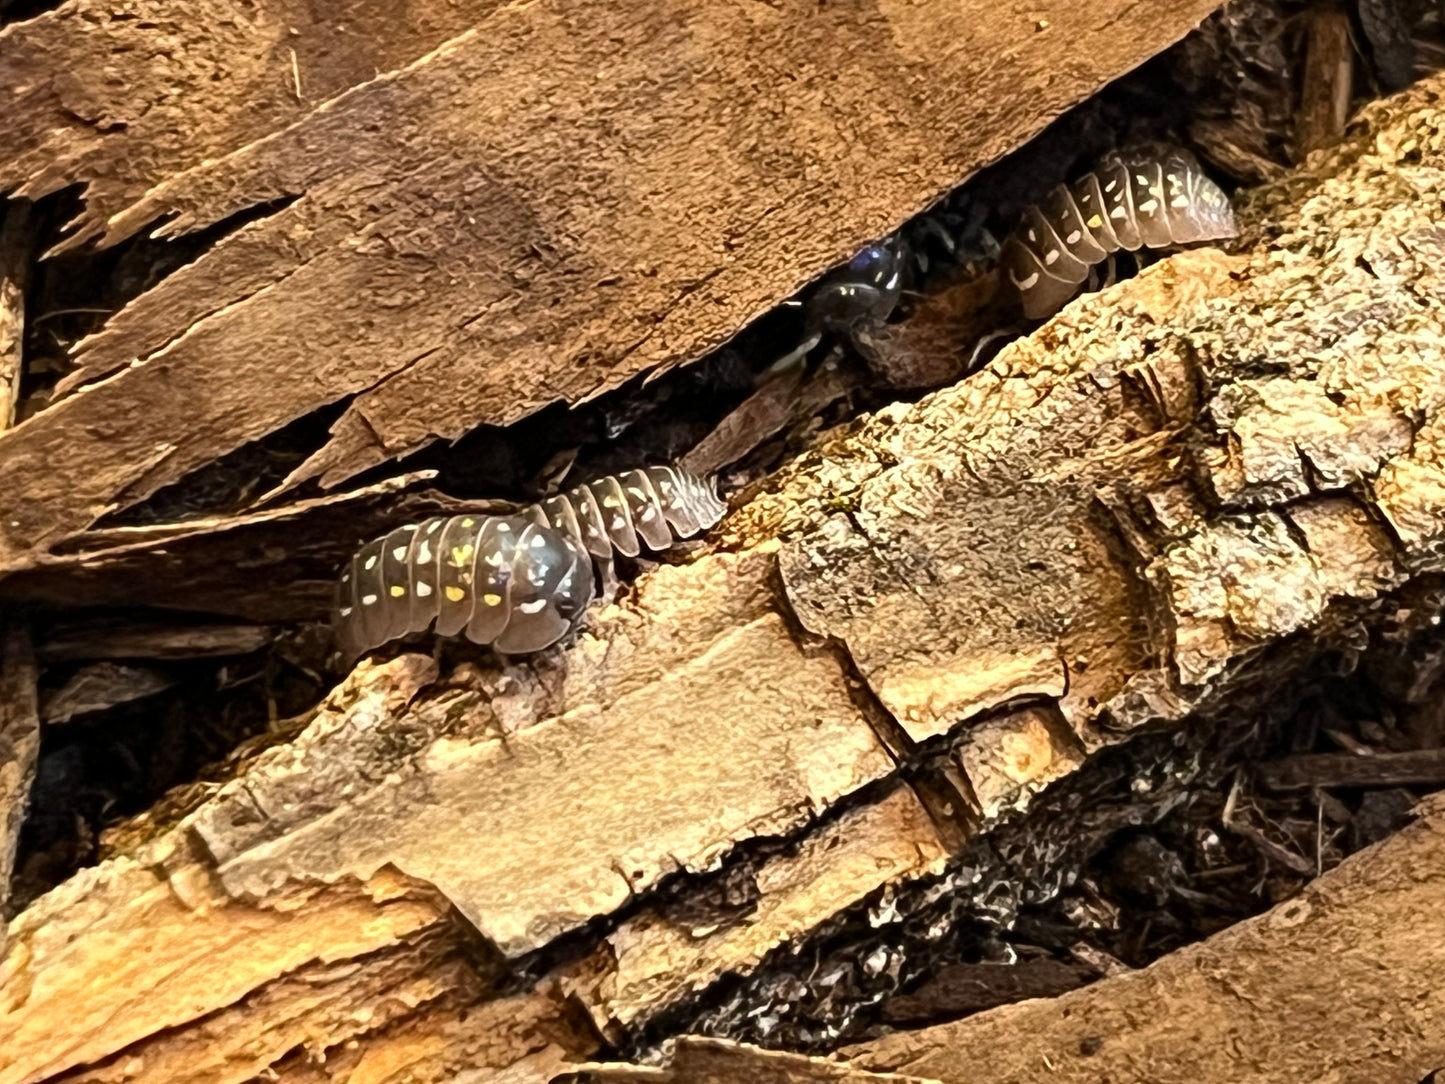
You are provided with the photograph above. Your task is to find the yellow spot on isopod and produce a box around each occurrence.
[445,586,466,602]
[483,593,502,606]
[449,544,474,567]
[390,585,406,597]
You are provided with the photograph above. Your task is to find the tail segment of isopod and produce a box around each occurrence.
[334,465,726,661]
[1000,147,1239,321]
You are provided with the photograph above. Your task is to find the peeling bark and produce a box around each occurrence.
[0,0,1224,570]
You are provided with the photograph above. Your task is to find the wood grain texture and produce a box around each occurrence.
[0,0,1224,571]
[0,201,32,432]
[0,0,501,250]
[843,793,1445,1084]
[0,619,38,912]
[564,1037,942,1084]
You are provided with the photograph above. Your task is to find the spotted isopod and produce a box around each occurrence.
[1001,147,1239,321]
[333,465,726,660]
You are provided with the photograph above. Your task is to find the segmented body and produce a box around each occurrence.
[334,466,726,660]
[1001,148,1238,321]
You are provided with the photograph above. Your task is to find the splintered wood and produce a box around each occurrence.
[0,0,1224,570]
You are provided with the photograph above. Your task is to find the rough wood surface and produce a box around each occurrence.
[0,619,38,913]
[0,0,1224,571]
[562,1037,940,1084]
[844,792,1445,1084]
[561,782,949,1036]
[4,40,1445,1084]
[0,0,498,250]
[0,201,32,432]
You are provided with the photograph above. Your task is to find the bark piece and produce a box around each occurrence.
[561,1037,939,1084]
[36,622,272,663]
[2,473,459,623]
[190,610,892,957]
[55,929,480,1084]
[878,958,1097,1026]
[1258,748,1445,790]
[843,793,1445,1084]
[563,782,950,1034]
[9,69,1445,1084]
[0,619,38,911]
[952,707,1086,820]
[0,0,1226,570]
[0,200,33,431]
[0,0,501,250]
[1296,7,1354,160]
[0,863,447,1084]
[40,662,176,724]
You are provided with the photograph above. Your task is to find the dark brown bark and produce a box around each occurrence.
[0,0,1223,573]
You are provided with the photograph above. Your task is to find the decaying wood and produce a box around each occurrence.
[560,782,949,1037]
[1259,747,1445,790]
[0,200,32,432]
[561,1037,940,1084]
[0,619,38,913]
[39,663,176,725]
[843,792,1445,1084]
[574,794,1445,1084]
[35,622,272,664]
[0,0,499,251]
[5,35,1445,1084]
[3,472,455,623]
[0,0,1225,571]
[1295,7,1354,160]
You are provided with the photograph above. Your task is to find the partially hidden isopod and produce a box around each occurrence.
[1001,147,1239,321]
[334,465,726,660]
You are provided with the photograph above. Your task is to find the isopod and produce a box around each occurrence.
[1001,147,1238,321]
[334,465,726,660]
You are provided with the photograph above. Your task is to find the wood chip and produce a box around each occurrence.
[1258,748,1445,791]
[40,662,177,725]
[0,618,38,913]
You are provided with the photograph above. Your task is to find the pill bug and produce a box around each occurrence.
[334,465,726,660]
[1001,147,1239,321]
